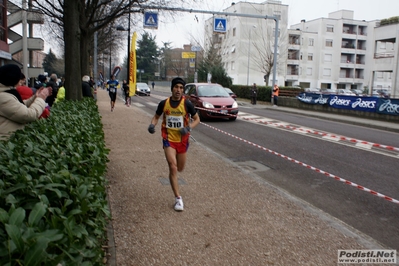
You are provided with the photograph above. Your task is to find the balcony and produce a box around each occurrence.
[9,38,44,54]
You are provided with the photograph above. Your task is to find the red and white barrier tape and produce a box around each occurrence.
[195,106,238,118]
[239,115,399,154]
[200,122,399,205]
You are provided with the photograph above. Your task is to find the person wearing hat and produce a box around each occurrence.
[147,77,200,211]
[0,64,51,140]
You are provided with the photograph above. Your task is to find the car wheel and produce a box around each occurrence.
[229,116,237,121]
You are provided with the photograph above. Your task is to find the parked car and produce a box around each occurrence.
[136,82,151,96]
[319,88,336,94]
[224,87,237,100]
[351,89,364,96]
[304,88,321,94]
[337,89,356,96]
[376,89,390,98]
[184,83,239,121]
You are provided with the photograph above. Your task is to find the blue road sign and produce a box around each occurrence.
[214,18,227,33]
[144,12,158,29]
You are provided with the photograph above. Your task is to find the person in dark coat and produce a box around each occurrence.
[250,83,258,105]
[82,75,94,98]
[46,73,59,107]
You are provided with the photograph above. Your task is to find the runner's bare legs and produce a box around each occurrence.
[164,147,187,197]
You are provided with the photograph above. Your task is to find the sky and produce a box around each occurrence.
[142,0,399,49]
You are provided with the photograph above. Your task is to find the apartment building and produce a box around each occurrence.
[204,1,289,86]
[163,44,203,81]
[204,1,398,98]
[371,21,399,97]
[2,1,45,78]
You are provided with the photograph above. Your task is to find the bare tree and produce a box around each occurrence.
[32,0,203,100]
[250,21,288,86]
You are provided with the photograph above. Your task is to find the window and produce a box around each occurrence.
[231,61,235,70]
[233,28,236,37]
[309,38,314,46]
[323,68,331,76]
[308,53,313,61]
[326,40,333,47]
[327,25,334,32]
[324,54,332,62]
[306,68,312,76]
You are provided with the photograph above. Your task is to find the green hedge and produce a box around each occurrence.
[0,98,110,265]
[230,85,303,102]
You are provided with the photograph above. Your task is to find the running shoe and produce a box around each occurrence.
[174,196,184,211]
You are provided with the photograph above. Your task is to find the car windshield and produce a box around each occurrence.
[198,85,230,97]
[137,83,148,89]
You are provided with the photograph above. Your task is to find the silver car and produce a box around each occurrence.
[136,82,151,96]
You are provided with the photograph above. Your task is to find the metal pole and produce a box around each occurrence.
[22,0,28,78]
[127,0,131,82]
[271,19,279,103]
[94,22,98,87]
[109,46,112,79]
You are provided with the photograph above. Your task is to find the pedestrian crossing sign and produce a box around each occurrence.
[214,18,227,33]
[144,12,158,29]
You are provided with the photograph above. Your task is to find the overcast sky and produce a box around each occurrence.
[144,0,399,49]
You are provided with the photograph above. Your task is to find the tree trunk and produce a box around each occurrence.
[64,0,82,100]
[80,30,91,77]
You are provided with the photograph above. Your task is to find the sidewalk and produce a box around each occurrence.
[98,89,384,265]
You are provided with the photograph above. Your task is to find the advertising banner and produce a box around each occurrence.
[376,98,399,116]
[129,32,137,97]
[328,95,378,112]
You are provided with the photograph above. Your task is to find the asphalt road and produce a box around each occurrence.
[127,90,399,251]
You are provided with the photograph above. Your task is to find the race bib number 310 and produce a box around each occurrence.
[166,115,183,128]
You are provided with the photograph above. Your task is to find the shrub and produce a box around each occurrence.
[0,98,110,265]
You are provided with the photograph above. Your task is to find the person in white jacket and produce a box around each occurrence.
[0,64,51,140]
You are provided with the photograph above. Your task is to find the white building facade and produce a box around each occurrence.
[204,1,289,86]
[204,1,399,98]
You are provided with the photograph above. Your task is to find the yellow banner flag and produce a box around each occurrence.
[129,31,137,96]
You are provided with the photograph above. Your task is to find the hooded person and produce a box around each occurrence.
[0,64,51,140]
[16,72,34,100]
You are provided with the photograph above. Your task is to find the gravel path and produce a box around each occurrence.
[98,89,385,265]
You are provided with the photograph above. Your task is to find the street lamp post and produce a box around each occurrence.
[117,0,131,82]
[246,25,256,86]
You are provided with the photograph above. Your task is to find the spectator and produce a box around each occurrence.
[152,81,155,90]
[55,78,66,103]
[272,84,279,107]
[16,73,50,119]
[46,73,59,107]
[251,83,258,105]
[122,80,130,107]
[16,73,34,100]
[0,64,51,140]
[82,75,94,98]
[34,74,47,92]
